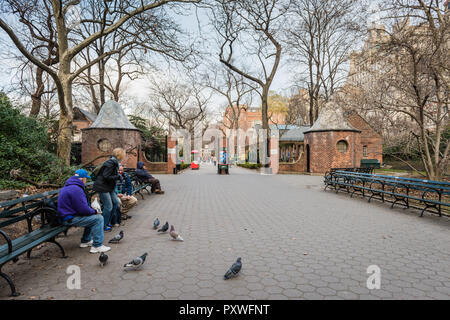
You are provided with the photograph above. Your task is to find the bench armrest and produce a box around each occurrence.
[0,229,12,254]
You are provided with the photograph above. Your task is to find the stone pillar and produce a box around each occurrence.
[269,130,279,175]
[167,135,177,174]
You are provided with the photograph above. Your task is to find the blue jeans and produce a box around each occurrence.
[99,191,120,227]
[110,205,122,225]
[63,214,104,247]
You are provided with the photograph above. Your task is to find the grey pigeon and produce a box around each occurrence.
[124,253,148,270]
[158,221,169,233]
[169,225,184,241]
[224,257,242,280]
[109,230,124,243]
[153,218,160,230]
[99,252,108,267]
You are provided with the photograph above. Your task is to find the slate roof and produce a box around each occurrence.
[88,100,138,130]
[76,107,97,122]
[279,126,311,142]
[304,102,360,133]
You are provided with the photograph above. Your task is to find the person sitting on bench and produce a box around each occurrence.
[57,169,110,254]
[115,165,138,221]
[136,161,165,194]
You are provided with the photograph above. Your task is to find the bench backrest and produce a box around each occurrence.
[334,171,450,194]
[0,182,96,228]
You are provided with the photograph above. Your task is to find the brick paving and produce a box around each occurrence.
[1,163,450,300]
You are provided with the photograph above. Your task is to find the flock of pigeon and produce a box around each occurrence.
[98,217,242,279]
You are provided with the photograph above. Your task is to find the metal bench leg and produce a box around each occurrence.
[420,207,426,217]
[47,237,68,258]
[0,268,20,297]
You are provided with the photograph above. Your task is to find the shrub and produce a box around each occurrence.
[180,162,191,170]
[237,162,263,169]
[0,93,77,188]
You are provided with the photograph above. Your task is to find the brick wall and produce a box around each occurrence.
[345,112,383,164]
[279,156,307,173]
[81,128,142,167]
[304,131,362,174]
[140,161,168,174]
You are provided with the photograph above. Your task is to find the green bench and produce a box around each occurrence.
[0,183,97,297]
[361,159,381,169]
[0,191,68,296]
[324,170,450,217]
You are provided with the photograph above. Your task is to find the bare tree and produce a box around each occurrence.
[203,64,254,132]
[0,0,200,164]
[73,0,197,113]
[286,88,310,125]
[345,0,450,179]
[150,74,209,131]
[209,0,291,150]
[285,0,367,125]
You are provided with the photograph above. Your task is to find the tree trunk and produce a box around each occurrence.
[57,78,74,165]
[29,67,45,117]
[261,86,270,166]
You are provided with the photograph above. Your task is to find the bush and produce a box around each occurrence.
[180,162,191,170]
[237,162,263,169]
[0,93,77,188]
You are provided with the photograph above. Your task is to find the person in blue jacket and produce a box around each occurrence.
[57,169,110,254]
[111,165,137,224]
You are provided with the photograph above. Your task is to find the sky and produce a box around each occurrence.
[0,1,382,119]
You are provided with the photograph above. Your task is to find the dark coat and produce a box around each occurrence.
[57,176,96,221]
[93,157,120,193]
[136,161,153,181]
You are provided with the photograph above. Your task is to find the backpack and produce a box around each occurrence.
[91,161,107,181]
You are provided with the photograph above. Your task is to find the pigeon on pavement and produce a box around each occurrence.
[124,253,148,270]
[108,230,124,243]
[224,257,242,280]
[169,225,184,241]
[99,252,108,267]
[153,218,160,230]
[158,221,169,233]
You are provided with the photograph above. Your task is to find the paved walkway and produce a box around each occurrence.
[1,163,450,299]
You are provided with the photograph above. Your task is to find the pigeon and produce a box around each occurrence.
[169,225,184,241]
[124,253,148,270]
[108,230,124,243]
[99,252,108,267]
[158,221,169,233]
[224,257,242,280]
[153,218,160,230]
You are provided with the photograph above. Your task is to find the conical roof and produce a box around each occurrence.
[304,101,360,133]
[88,100,138,130]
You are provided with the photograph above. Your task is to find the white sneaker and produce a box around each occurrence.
[80,240,93,248]
[90,245,111,253]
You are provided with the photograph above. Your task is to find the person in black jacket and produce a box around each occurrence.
[93,148,127,231]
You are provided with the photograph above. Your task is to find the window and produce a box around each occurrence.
[97,139,112,152]
[336,140,348,153]
[363,145,368,158]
